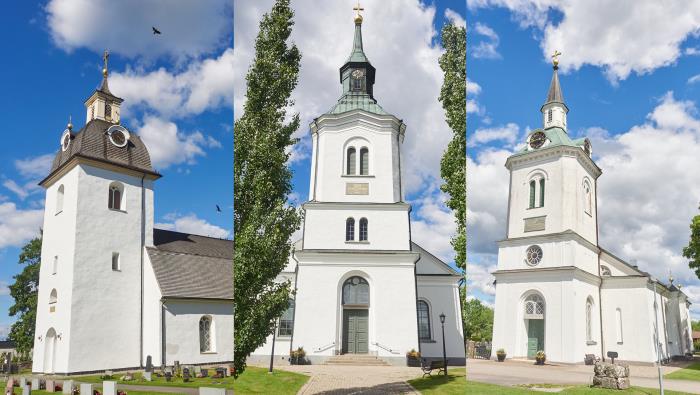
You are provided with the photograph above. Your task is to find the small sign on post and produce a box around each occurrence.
[607,351,618,364]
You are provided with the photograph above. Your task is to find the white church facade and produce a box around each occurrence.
[491,57,694,364]
[249,12,466,366]
[32,54,233,374]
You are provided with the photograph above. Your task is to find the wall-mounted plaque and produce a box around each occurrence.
[346,182,369,195]
[524,215,546,232]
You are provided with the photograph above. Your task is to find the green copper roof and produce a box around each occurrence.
[327,92,387,115]
[513,127,586,156]
[346,21,371,64]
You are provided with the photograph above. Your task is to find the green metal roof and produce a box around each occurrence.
[327,92,387,115]
[512,127,587,157]
[346,22,371,64]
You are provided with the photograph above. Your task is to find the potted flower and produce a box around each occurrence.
[290,347,307,365]
[496,349,506,362]
[406,349,421,367]
[535,350,546,365]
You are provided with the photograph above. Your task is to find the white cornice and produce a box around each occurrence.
[506,145,602,178]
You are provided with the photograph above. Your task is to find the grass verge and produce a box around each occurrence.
[664,362,700,382]
[231,366,309,395]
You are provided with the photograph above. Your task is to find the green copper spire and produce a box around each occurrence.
[346,17,370,64]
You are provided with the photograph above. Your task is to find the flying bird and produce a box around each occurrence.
[152,27,161,35]
[216,204,222,213]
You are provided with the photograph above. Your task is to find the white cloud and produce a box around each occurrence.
[156,213,230,239]
[688,74,700,84]
[0,202,43,250]
[467,257,497,296]
[235,0,451,195]
[410,187,458,264]
[467,78,484,115]
[46,0,231,60]
[2,180,42,200]
[686,47,700,56]
[445,8,467,28]
[111,49,234,119]
[468,0,700,82]
[471,23,501,59]
[469,123,519,147]
[14,154,54,178]
[136,116,221,170]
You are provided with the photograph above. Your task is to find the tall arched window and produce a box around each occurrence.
[278,299,295,336]
[583,180,592,215]
[342,276,369,306]
[346,147,357,175]
[199,315,213,352]
[56,185,64,214]
[529,180,536,209]
[586,297,594,342]
[359,218,368,241]
[417,300,431,341]
[360,148,369,175]
[49,289,57,304]
[346,218,355,241]
[539,179,545,207]
[524,294,544,319]
[108,182,124,210]
[615,308,623,344]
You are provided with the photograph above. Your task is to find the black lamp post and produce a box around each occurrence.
[269,321,277,374]
[439,312,448,376]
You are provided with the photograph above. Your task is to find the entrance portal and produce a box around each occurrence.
[44,328,56,373]
[523,293,545,359]
[343,309,369,354]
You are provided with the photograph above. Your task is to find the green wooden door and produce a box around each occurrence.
[343,309,369,354]
[527,319,544,358]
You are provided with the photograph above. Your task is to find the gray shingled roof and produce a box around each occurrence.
[543,66,567,111]
[148,229,232,300]
[47,119,157,179]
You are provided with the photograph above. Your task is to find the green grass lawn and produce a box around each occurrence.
[231,366,308,395]
[70,371,234,389]
[462,381,694,395]
[407,369,466,395]
[664,362,700,381]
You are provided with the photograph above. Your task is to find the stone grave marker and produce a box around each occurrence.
[165,371,172,382]
[102,381,117,395]
[19,377,26,387]
[143,371,152,381]
[62,380,74,395]
[79,384,93,395]
[145,355,153,372]
[199,388,225,395]
[31,378,39,389]
[22,384,30,395]
[45,380,55,393]
[201,368,208,378]
[183,367,191,382]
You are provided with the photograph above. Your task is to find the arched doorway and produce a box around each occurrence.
[44,328,57,374]
[341,276,369,354]
[523,294,545,359]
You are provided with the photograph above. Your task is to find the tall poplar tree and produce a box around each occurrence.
[8,235,41,357]
[233,0,301,377]
[438,23,467,272]
[683,204,700,279]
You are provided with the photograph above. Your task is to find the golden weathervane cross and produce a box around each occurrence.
[353,0,364,22]
[551,50,562,68]
[103,49,110,77]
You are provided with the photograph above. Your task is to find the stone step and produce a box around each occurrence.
[324,354,391,366]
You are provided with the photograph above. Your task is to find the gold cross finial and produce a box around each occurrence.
[102,49,110,77]
[353,0,364,23]
[551,50,562,68]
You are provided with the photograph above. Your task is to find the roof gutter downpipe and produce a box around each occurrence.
[595,177,605,362]
[140,173,145,368]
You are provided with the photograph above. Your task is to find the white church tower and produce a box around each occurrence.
[491,53,604,363]
[33,52,161,374]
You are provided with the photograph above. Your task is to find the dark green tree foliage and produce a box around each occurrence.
[464,298,494,342]
[8,235,41,356]
[683,205,700,279]
[438,23,466,272]
[233,0,301,378]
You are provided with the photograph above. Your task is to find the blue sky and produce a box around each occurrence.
[466,2,700,318]
[235,0,467,272]
[0,1,233,338]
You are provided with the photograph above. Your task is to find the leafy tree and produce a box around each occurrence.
[692,320,700,332]
[438,23,466,273]
[8,235,42,357]
[464,298,494,341]
[233,0,301,378]
[683,204,700,279]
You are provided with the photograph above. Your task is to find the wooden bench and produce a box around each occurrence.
[420,359,447,377]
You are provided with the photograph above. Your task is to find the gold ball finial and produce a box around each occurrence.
[353,0,364,24]
[102,49,110,77]
[551,50,562,69]
[67,115,73,131]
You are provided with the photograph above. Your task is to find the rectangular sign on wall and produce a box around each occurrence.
[524,215,546,232]
[346,183,369,195]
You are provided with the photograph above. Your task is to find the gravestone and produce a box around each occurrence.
[143,371,152,381]
[102,381,117,395]
[145,355,153,373]
[79,384,93,395]
[22,384,30,395]
[165,371,172,382]
[20,377,27,387]
[183,367,191,382]
[199,388,225,395]
[31,378,40,389]
[62,380,74,395]
[45,380,55,393]
[201,368,208,378]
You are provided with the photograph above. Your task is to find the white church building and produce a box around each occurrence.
[249,11,466,366]
[490,56,694,364]
[32,54,233,374]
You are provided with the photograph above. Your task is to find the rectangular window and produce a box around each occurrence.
[278,300,295,336]
[112,252,120,271]
[529,181,536,209]
[53,256,58,275]
[539,179,545,207]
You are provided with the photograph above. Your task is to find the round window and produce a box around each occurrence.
[525,245,543,266]
[107,125,130,148]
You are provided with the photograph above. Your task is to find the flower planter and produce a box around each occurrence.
[497,353,506,362]
[406,356,421,367]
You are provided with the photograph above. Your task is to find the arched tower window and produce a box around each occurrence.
[417,300,432,341]
[278,299,295,337]
[346,147,357,175]
[615,308,623,344]
[49,289,57,304]
[529,180,536,209]
[524,294,544,319]
[108,182,124,210]
[586,297,594,342]
[56,185,64,214]
[539,178,545,207]
[199,315,213,352]
[53,256,58,275]
[342,276,369,306]
[345,218,355,241]
[360,148,369,175]
[359,218,368,241]
[547,108,553,123]
[583,180,592,215]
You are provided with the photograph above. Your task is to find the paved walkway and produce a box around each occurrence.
[265,364,426,395]
[468,358,700,394]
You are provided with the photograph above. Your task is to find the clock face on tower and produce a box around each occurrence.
[351,69,365,79]
[529,131,547,149]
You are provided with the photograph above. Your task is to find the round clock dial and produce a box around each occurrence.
[529,131,547,149]
[107,125,130,148]
[351,69,364,79]
[61,130,71,151]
